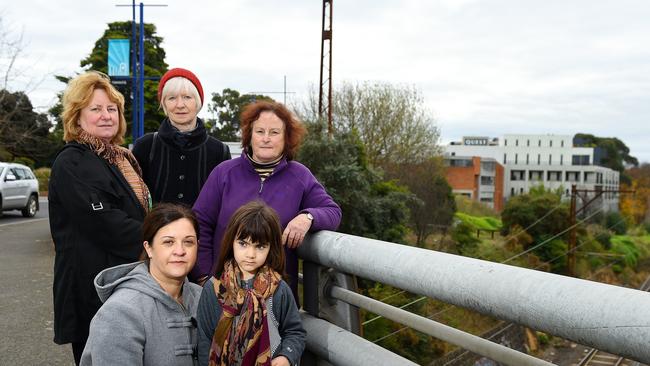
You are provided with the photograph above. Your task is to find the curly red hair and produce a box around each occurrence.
[240,100,306,161]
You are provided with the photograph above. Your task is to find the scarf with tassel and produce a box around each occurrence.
[76,130,151,212]
[208,260,281,366]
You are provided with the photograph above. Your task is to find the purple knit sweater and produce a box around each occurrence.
[192,152,342,298]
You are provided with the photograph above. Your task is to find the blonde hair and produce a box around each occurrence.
[62,71,127,145]
[159,77,202,115]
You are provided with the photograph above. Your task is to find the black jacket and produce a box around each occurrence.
[49,142,146,344]
[132,118,231,207]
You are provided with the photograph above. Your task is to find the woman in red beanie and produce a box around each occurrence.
[133,68,231,207]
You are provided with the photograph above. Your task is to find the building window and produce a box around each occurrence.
[516,139,519,146]
[548,154,552,165]
[449,159,473,167]
[560,155,563,165]
[480,176,494,185]
[550,140,553,147]
[511,187,515,196]
[515,154,518,164]
[572,155,590,166]
[538,140,541,147]
[526,154,529,164]
[505,139,508,146]
[537,154,541,165]
[529,170,544,181]
[527,139,530,147]
[520,188,524,194]
[510,170,525,181]
[503,153,506,164]
[561,140,565,147]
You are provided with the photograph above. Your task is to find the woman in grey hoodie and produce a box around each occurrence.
[81,204,202,366]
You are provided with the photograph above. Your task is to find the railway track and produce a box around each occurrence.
[573,276,650,366]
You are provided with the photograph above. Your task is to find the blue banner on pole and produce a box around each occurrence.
[108,39,130,77]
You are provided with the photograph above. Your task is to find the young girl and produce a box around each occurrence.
[196,201,306,366]
[81,203,202,365]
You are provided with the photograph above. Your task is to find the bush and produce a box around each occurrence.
[12,156,35,168]
[34,167,51,194]
[605,211,627,235]
[451,221,480,255]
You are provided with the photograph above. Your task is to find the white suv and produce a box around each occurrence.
[0,162,40,218]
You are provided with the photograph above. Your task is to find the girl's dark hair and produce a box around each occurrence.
[140,203,199,259]
[214,200,285,277]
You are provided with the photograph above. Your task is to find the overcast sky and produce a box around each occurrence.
[3,1,650,163]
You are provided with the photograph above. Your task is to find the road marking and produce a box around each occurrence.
[0,218,49,228]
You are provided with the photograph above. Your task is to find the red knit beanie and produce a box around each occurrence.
[157,68,204,104]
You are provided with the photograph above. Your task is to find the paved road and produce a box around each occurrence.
[0,199,74,365]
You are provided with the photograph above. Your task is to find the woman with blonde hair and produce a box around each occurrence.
[49,71,150,365]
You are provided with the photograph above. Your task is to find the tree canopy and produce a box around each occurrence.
[298,122,411,243]
[299,82,441,167]
[0,89,59,166]
[500,187,570,270]
[207,88,273,141]
[574,133,638,184]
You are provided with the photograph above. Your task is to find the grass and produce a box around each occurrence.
[455,212,502,231]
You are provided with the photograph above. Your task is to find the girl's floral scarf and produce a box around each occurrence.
[209,260,281,366]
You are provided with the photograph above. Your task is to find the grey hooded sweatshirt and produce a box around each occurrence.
[80,261,202,366]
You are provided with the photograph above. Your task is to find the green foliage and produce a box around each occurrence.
[604,211,627,235]
[11,157,34,168]
[384,158,456,246]
[455,212,502,231]
[34,167,51,193]
[0,90,61,166]
[574,133,638,184]
[589,224,612,250]
[500,191,569,244]
[610,236,641,267]
[537,237,568,272]
[454,195,498,217]
[451,221,480,255]
[298,122,411,243]
[207,88,274,141]
[537,332,551,345]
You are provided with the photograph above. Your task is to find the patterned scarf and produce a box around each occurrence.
[208,260,281,366]
[76,130,151,212]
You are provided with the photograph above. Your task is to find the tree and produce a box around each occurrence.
[299,82,441,167]
[298,122,411,243]
[207,88,273,141]
[500,187,570,261]
[620,163,650,225]
[50,21,168,143]
[574,133,638,184]
[0,90,59,165]
[384,158,456,246]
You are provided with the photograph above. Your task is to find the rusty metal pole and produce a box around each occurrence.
[568,184,577,276]
[318,0,333,137]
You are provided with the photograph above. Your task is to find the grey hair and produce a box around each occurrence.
[159,77,203,114]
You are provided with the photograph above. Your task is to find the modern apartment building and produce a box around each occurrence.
[444,134,620,212]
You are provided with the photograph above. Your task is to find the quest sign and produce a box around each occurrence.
[462,136,489,146]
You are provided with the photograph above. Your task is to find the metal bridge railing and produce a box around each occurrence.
[298,230,650,366]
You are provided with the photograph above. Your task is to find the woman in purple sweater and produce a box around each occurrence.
[192,100,341,302]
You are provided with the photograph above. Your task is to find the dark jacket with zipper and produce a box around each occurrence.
[49,142,147,345]
[132,118,231,207]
